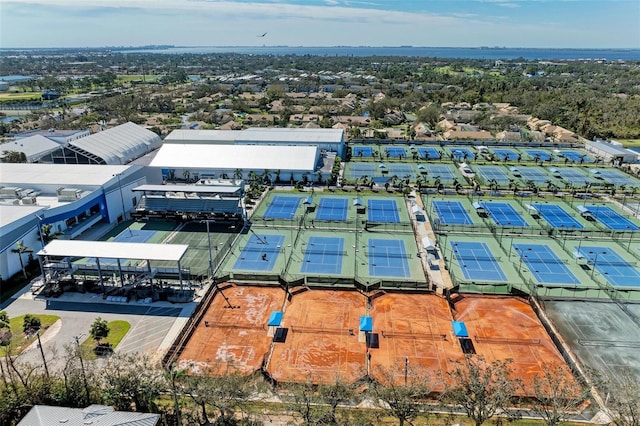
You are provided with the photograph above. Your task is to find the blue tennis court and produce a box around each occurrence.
[316,198,348,221]
[450,241,507,281]
[555,168,594,186]
[425,164,456,183]
[482,202,528,227]
[433,201,473,225]
[389,164,416,179]
[353,146,373,157]
[531,204,584,229]
[513,244,579,285]
[450,148,475,160]
[575,246,640,287]
[494,149,519,161]
[560,150,592,163]
[386,147,407,158]
[368,239,410,278]
[591,169,638,186]
[301,236,344,274]
[264,196,300,219]
[348,163,376,179]
[526,150,552,161]
[476,165,510,184]
[368,199,400,223]
[418,147,441,159]
[233,234,284,271]
[584,206,639,230]
[517,167,550,183]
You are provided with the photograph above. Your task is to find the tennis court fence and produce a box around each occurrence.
[381,330,447,340]
[290,325,355,335]
[578,339,640,348]
[365,221,413,233]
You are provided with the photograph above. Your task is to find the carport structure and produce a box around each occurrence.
[37,240,190,290]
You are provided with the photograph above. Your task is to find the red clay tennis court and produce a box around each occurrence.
[178,284,285,375]
[267,288,367,384]
[452,295,575,392]
[369,292,463,390]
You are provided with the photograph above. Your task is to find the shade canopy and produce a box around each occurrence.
[359,316,373,332]
[38,240,188,262]
[452,321,469,337]
[422,237,436,251]
[268,311,283,327]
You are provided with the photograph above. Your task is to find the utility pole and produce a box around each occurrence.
[74,335,90,405]
[36,331,49,379]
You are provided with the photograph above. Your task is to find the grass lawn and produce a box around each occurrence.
[619,139,640,148]
[0,315,60,356]
[81,320,131,360]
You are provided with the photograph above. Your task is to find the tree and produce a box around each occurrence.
[602,371,640,426]
[233,168,243,181]
[443,356,521,426]
[528,364,589,426]
[22,314,41,333]
[89,317,110,344]
[11,240,33,280]
[100,353,164,412]
[0,311,10,346]
[1,150,27,163]
[372,364,434,426]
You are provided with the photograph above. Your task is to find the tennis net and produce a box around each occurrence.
[381,330,447,340]
[290,325,355,335]
[303,249,348,256]
[366,252,413,259]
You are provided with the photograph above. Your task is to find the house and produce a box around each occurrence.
[436,118,457,132]
[443,129,494,141]
[496,131,522,142]
[18,405,160,426]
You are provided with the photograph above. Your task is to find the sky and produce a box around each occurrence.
[1,0,639,49]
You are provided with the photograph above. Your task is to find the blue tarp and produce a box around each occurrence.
[353,198,363,206]
[268,311,283,327]
[359,316,373,332]
[452,321,469,337]
[303,197,313,204]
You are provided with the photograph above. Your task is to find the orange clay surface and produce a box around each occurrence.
[369,293,462,390]
[453,295,574,393]
[178,284,285,375]
[267,289,367,384]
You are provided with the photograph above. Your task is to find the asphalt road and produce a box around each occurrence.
[3,291,188,369]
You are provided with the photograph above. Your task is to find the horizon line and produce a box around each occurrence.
[1,45,639,51]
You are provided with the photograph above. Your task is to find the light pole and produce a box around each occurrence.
[74,334,90,405]
[113,173,132,235]
[203,220,214,279]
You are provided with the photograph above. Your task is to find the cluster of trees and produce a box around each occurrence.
[2,50,638,139]
[3,327,639,426]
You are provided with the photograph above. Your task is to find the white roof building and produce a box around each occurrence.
[18,404,160,426]
[40,122,161,165]
[164,129,241,144]
[586,140,639,164]
[163,127,344,154]
[0,135,62,163]
[149,144,320,182]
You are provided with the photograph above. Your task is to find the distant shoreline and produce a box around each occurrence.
[2,46,639,61]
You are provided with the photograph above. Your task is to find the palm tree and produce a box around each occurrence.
[233,168,243,181]
[433,176,442,193]
[11,240,33,280]
[274,169,281,184]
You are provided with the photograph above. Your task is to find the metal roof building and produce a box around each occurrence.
[586,140,640,164]
[0,135,61,163]
[18,404,160,426]
[150,144,320,182]
[163,127,344,155]
[41,122,161,165]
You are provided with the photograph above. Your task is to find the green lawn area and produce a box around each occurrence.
[0,314,60,356]
[619,139,640,148]
[80,320,131,360]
